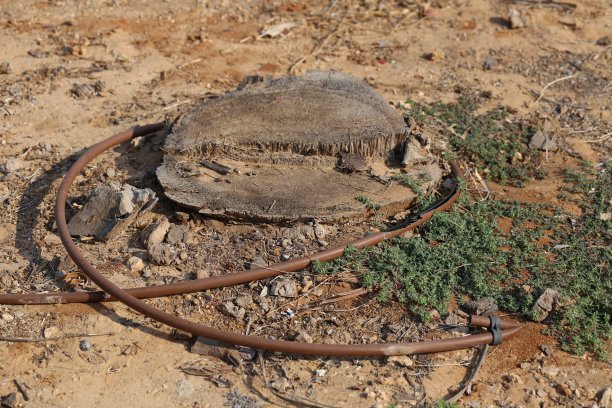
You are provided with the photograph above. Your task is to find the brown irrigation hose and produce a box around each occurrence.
[0,123,520,356]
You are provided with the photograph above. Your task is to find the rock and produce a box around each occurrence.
[235,294,253,308]
[483,55,496,70]
[127,256,145,273]
[70,82,95,99]
[557,383,572,397]
[313,223,332,240]
[540,344,553,356]
[542,365,559,378]
[248,257,266,270]
[529,130,557,151]
[464,297,498,316]
[68,182,157,241]
[43,233,62,246]
[148,243,176,265]
[444,313,460,325]
[0,393,17,408]
[599,212,611,221]
[166,224,186,244]
[505,373,523,384]
[219,301,246,320]
[301,276,313,293]
[532,288,560,322]
[43,326,60,339]
[599,387,612,408]
[508,9,525,29]
[143,219,170,246]
[79,339,91,351]
[596,36,610,46]
[270,278,298,298]
[426,49,445,61]
[177,379,194,398]
[258,297,270,312]
[0,62,11,75]
[191,336,242,364]
[1,313,14,322]
[0,158,23,174]
[387,355,414,368]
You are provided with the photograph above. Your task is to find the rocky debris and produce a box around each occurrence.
[508,9,525,29]
[127,256,145,273]
[224,390,258,408]
[166,223,192,245]
[464,297,498,316]
[43,326,59,339]
[143,218,170,246]
[596,36,610,46]
[401,138,429,166]
[281,224,334,243]
[191,337,242,364]
[2,313,14,322]
[28,49,50,58]
[529,130,558,151]
[70,82,95,99]
[540,344,553,356]
[148,243,176,265]
[70,80,105,99]
[176,379,194,398]
[219,301,246,320]
[387,355,414,368]
[426,49,445,61]
[68,182,157,241]
[532,288,560,322]
[541,365,559,378]
[0,62,11,74]
[557,383,572,397]
[483,55,496,70]
[0,158,23,174]
[235,294,253,309]
[0,393,17,408]
[599,387,612,408]
[248,257,266,270]
[79,339,91,351]
[270,278,298,298]
[301,276,314,293]
[257,297,270,312]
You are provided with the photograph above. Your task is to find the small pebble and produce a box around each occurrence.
[80,339,91,351]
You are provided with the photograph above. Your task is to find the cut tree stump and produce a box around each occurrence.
[157,71,441,222]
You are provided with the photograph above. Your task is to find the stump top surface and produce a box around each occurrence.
[165,71,407,155]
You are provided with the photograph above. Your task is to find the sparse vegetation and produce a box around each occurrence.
[355,194,381,211]
[404,96,544,187]
[316,100,611,359]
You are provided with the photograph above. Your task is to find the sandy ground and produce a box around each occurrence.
[0,0,611,407]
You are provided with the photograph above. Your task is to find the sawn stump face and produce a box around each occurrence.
[157,71,441,222]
